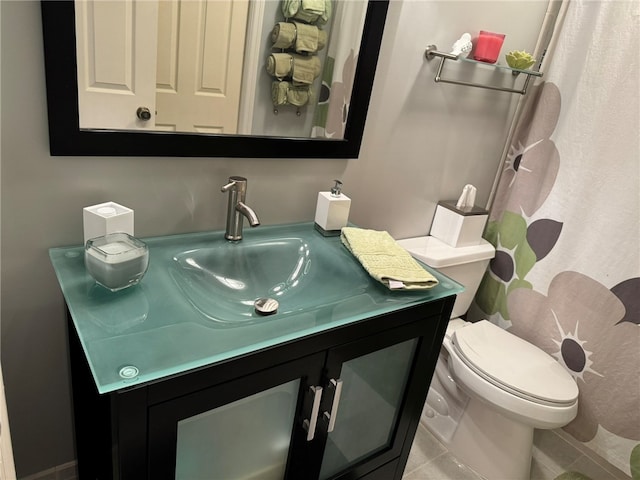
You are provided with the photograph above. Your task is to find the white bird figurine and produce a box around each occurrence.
[451,33,472,57]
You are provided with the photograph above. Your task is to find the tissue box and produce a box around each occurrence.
[83,201,134,244]
[430,201,488,248]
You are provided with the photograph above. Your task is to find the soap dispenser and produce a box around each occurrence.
[314,180,351,236]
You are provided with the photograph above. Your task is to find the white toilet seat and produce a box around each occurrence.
[453,320,578,405]
[444,320,578,429]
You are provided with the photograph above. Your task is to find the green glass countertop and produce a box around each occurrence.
[50,222,463,394]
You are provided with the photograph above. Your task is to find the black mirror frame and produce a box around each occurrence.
[41,1,389,158]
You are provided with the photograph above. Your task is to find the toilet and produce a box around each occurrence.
[397,235,578,480]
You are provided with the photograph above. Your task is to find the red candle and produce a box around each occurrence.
[473,31,505,64]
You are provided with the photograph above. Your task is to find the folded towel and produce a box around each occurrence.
[301,0,324,15]
[271,81,312,107]
[315,0,332,26]
[271,22,296,49]
[294,21,318,53]
[272,22,327,53]
[287,85,312,106]
[301,0,331,25]
[318,29,327,51]
[282,0,315,23]
[282,0,331,25]
[341,227,439,290]
[272,81,290,106]
[291,54,321,85]
[282,0,301,19]
[266,53,293,79]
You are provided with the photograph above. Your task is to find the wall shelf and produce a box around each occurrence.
[424,44,543,95]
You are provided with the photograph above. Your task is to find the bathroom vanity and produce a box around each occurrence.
[50,223,462,480]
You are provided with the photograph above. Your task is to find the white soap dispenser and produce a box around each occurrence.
[314,180,351,236]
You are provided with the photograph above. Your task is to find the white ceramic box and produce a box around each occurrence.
[430,201,488,248]
[83,201,134,244]
[314,191,351,234]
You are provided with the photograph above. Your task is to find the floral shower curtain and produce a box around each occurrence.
[472,0,639,476]
[311,0,367,139]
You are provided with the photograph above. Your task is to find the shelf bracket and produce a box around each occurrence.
[424,45,540,95]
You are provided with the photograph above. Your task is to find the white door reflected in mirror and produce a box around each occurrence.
[75,0,160,131]
[75,0,250,134]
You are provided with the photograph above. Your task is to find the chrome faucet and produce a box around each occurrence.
[220,176,260,241]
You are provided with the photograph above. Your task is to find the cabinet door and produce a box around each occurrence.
[148,352,325,480]
[317,321,431,480]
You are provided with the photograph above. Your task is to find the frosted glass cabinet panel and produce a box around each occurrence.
[175,380,300,480]
[147,351,327,479]
[318,339,418,479]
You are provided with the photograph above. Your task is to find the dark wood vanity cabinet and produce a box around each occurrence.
[68,296,454,480]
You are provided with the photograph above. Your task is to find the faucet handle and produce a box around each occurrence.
[221,180,237,193]
[221,176,247,193]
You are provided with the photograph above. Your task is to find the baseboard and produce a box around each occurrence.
[19,461,77,480]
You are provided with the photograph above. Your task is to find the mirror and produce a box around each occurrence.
[40,0,389,158]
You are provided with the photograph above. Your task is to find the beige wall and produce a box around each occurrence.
[0,0,547,476]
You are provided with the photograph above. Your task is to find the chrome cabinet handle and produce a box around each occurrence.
[303,385,323,441]
[323,379,343,433]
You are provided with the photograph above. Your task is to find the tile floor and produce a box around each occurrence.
[403,424,631,480]
[21,425,631,480]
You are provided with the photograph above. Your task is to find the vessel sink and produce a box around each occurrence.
[50,222,463,391]
[170,232,369,324]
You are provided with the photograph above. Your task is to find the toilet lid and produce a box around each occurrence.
[452,320,578,405]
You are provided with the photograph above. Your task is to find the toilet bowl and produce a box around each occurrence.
[427,319,578,479]
[397,236,579,480]
[448,319,578,428]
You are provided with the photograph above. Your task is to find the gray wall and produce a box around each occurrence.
[344,0,547,237]
[0,0,547,476]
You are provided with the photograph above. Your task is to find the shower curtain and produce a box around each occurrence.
[472,0,640,476]
[310,0,367,139]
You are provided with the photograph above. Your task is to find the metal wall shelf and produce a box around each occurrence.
[424,44,543,95]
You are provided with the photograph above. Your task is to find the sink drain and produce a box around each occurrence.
[254,298,279,316]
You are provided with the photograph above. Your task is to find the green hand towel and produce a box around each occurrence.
[281,0,331,24]
[294,21,318,53]
[266,53,292,79]
[282,0,301,19]
[287,85,312,106]
[301,0,325,15]
[272,81,290,106]
[341,227,439,290]
[298,0,324,22]
[282,0,318,23]
[316,0,332,26]
[271,22,296,49]
[291,54,321,85]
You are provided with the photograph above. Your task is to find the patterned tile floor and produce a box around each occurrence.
[403,423,631,480]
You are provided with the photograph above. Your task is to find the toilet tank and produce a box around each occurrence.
[397,236,495,318]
